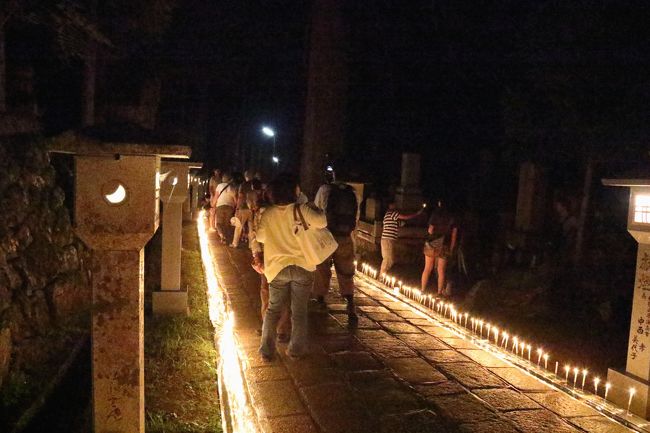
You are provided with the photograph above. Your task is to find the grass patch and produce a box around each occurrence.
[145,222,221,433]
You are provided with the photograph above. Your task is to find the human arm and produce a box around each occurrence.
[450,226,458,252]
[397,208,424,221]
[314,185,328,210]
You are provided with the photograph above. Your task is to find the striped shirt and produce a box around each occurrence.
[382,210,400,240]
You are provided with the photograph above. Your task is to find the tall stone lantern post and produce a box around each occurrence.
[604,178,650,418]
[153,161,201,315]
[50,136,190,433]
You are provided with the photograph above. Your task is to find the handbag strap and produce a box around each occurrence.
[294,204,310,231]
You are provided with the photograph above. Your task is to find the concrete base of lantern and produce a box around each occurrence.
[607,368,650,418]
[152,290,189,315]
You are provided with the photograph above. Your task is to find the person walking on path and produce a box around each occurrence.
[231,170,255,248]
[249,180,291,341]
[215,172,237,245]
[380,202,424,275]
[208,168,222,230]
[257,175,327,360]
[421,200,458,296]
[312,174,359,323]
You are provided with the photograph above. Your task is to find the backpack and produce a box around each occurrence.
[326,183,358,235]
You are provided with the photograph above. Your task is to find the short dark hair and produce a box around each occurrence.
[268,173,298,205]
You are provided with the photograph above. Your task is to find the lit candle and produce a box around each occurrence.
[628,388,636,415]
[581,369,588,391]
[564,365,570,382]
[527,344,532,361]
[485,323,491,340]
[354,260,358,270]
[573,367,579,388]
[594,377,600,396]
[464,312,469,328]
[513,337,518,353]
[537,348,543,366]
[493,327,499,344]
[398,280,403,291]
[502,332,509,348]
[519,341,525,357]
[543,353,549,369]
[391,276,396,288]
[605,383,611,401]
[479,321,484,338]
[555,361,559,375]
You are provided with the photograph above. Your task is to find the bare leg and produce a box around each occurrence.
[437,257,448,294]
[421,254,436,292]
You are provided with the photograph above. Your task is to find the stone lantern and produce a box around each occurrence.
[153,161,201,315]
[50,135,190,433]
[604,178,650,418]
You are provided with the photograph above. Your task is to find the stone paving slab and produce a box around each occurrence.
[472,388,542,411]
[437,362,507,389]
[206,238,635,433]
[488,367,552,392]
[525,390,601,417]
[505,409,582,433]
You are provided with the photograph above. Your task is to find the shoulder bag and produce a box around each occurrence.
[293,204,338,266]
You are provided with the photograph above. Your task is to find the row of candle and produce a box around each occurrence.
[356,261,638,416]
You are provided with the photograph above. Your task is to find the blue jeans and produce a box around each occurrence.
[260,265,313,358]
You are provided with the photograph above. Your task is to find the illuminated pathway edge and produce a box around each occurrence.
[198,214,643,432]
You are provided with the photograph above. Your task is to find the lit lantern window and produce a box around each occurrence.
[634,194,650,224]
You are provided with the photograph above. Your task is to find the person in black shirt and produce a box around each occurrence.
[421,201,458,296]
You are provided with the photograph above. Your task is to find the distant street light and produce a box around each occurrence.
[261,126,278,169]
[262,126,275,137]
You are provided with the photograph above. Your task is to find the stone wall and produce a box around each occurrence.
[0,136,90,421]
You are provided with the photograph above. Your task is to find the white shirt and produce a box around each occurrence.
[257,203,327,282]
[216,182,237,208]
[314,183,332,210]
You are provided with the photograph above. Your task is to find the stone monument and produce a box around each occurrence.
[49,134,190,433]
[604,178,650,418]
[394,153,424,211]
[153,161,201,315]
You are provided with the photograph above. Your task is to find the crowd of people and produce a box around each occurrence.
[204,167,458,361]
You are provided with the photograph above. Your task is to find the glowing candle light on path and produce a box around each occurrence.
[543,353,549,369]
[513,337,518,353]
[502,332,509,348]
[555,361,559,375]
[581,369,588,391]
[628,388,636,415]
[485,323,491,340]
[464,312,469,327]
[564,365,570,383]
[605,383,611,401]
[479,321,484,338]
[573,367,579,388]
[537,348,543,366]
[493,327,499,344]
[527,344,532,361]
[594,377,600,396]
[519,341,525,357]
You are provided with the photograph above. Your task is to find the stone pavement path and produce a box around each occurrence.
[208,238,633,433]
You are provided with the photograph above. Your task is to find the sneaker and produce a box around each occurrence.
[310,298,328,313]
[260,352,274,362]
[285,351,307,361]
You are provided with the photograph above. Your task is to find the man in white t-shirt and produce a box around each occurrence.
[208,168,222,230]
[215,172,237,244]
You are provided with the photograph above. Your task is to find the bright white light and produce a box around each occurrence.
[272,156,279,164]
[104,183,127,204]
[171,176,178,186]
[634,194,650,223]
[262,126,275,137]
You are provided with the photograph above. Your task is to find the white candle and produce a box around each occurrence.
[605,383,611,401]
[628,388,636,415]
[573,368,579,388]
[594,377,600,396]
[581,369,588,390]
[543,353,549,370]
[564,365,570,383]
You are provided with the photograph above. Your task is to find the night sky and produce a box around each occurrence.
[9,0,650,207]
